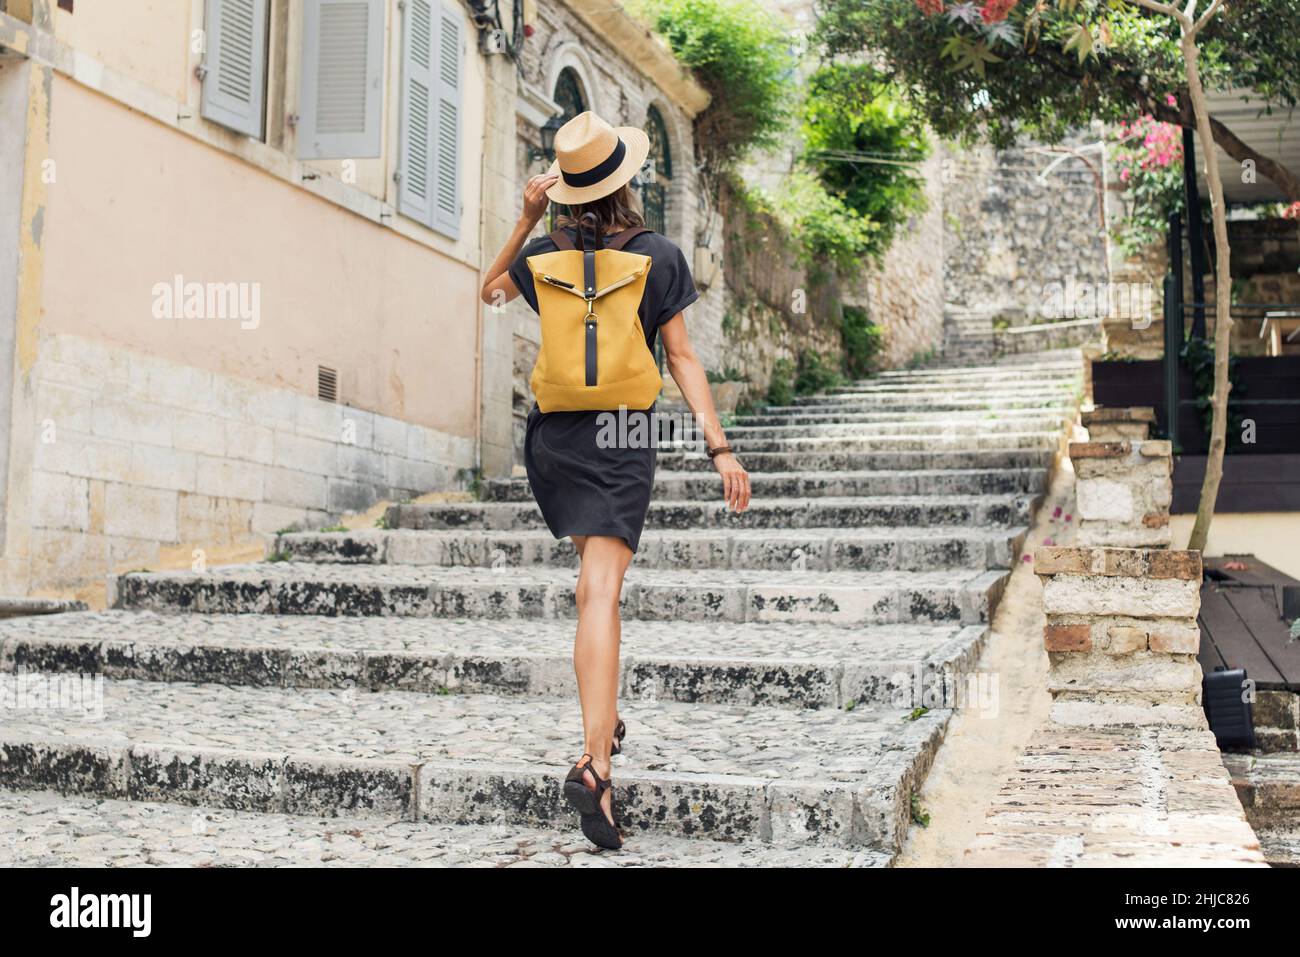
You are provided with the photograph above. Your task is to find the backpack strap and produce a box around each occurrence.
[547,228,575,251]
[605,226,651,251]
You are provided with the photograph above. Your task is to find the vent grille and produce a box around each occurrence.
[317,366,339,403]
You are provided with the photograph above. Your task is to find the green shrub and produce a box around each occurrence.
[766,358,795,406]
[841,305,884,379]
[634,0,793,176]
[794,349,845,395]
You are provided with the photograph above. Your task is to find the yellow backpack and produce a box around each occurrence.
[526,225,662,413]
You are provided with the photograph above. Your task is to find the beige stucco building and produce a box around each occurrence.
[0,0,718,596]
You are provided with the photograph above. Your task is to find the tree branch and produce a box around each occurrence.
[1191,0,1226,37]
[1127,0,1189,28]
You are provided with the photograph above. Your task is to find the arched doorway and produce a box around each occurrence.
[641,106,672,236]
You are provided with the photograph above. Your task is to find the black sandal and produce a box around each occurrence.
[610,718,627,756]
[563,753,622,850]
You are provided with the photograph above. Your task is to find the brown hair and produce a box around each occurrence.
[554,183,645,234]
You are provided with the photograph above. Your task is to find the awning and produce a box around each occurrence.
[1198,88,1300,205]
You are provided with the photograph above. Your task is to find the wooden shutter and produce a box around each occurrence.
[430,2,462,238]
[201,0,270,139]
[397,0,436,225]
[297,0,385,159]
[398,0,462,237]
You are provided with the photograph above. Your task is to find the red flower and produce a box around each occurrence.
[980,0,1017,23]
[1283,201,1300,220]
[916,0,945,15]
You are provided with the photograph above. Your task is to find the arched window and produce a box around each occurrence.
[554,68,586,122]
[640,106,672,235]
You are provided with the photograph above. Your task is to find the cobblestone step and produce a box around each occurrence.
[273,526,1026,572]
[0,678,947,850]
[387,494,1036,533]
[0,789,889,867]
[655,448,1055,473]
[111,564,1009,626]
[0,611,985,709]
[1224,752,1300,834]
[480,467,1049,502]
[790,386,1078,407]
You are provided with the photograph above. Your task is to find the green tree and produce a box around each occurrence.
[801,63,931,259]
[815,0,1300,204]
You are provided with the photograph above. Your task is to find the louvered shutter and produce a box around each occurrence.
[201,0,270,139]
[397,0,436,225]
[297,0,385,159]
[430,2,462,238]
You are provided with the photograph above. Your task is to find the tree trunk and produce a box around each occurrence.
[1179,35,1232,553]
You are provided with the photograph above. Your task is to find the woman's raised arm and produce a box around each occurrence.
[479,172,559,307]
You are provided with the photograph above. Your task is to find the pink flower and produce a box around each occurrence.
[1166,93,1178,107]
[1043,537,1055,547]
[1064,514,1073,522]
[915,0,945,15]
[1052,506,1062,518]
[1022,554,1034,563]
[1283,202,1300,221]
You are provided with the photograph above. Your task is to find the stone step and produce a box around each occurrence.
[0,611,986,710]
[0,676,948,850]
[817,382,1077,399]
[481,467,1048,503]
[733,408,1074,428]
[725,416,1066,439]
[387,494,1035,533]
[698,431,1059,453]
[274,526,1027,572]
[111,564,1009,626]
[655,448,1054,473]
[759,396,1078,414]
[850,366,1081,385]
[0,788,888,867]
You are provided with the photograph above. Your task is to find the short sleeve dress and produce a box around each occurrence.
[508,225,699,552]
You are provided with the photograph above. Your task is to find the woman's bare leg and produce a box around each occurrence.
[571,534,633,826]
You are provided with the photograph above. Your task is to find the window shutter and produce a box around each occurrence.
[297,0,385,160]
[201,0,270,139]
[398,0,436,225]
[430,2,463,239]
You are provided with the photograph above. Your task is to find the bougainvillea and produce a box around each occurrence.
[1113,112,1186,256]
[1284,201,1300,220]
[915,0,944,16]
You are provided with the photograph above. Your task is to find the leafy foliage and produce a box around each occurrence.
[801,64,931,260]
[633,0,794,176]
[1179,335,1244,449]
[794,349,846,395]
[765,357,796,406]
[814,0,1300,156]
[740,172,878,273]
[841,305,886,379]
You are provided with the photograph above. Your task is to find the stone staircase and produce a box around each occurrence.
[0,354,1085,866]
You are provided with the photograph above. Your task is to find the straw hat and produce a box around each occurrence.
[545,111,650,205]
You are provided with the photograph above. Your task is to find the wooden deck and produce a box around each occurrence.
[1198,555,1300,692]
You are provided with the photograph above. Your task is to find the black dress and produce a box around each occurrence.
[508,226,699,552]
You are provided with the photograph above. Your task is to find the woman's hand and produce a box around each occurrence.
[523,173,559,224]
[713,452,751,512]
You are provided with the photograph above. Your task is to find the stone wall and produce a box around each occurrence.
[714,183,844,404]
[27,334,474,590]
[844,150,947,369]
[943,140,1109,319]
